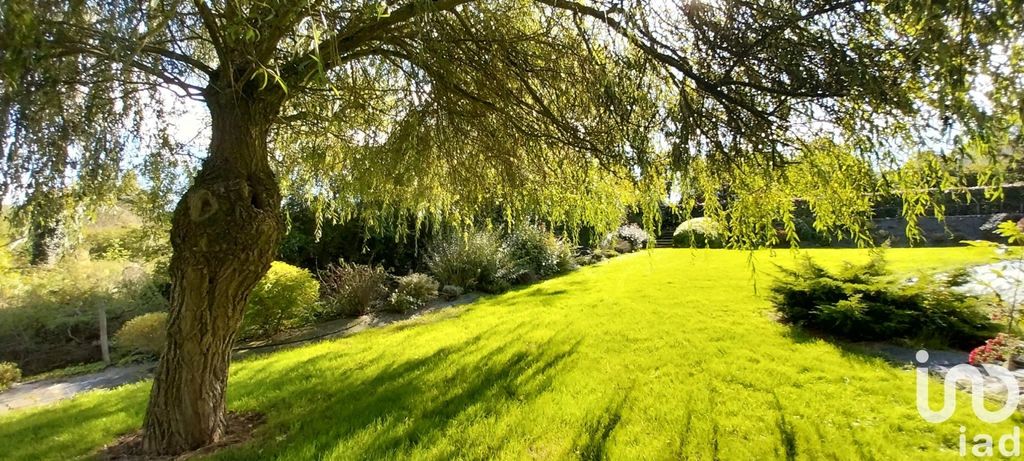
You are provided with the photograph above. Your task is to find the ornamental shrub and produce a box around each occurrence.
[614,223,649,252]
[114,312,168,357]
[504,225,576,283]
[241,262,320,340]
[386,273,440,313]
[968,333,1022,365]
[427,230,512,293]
[440,284,465,300]
[770,252,996,348]
[574,253,602,266]
[673,217,724,248]
[0,361,21,390]
[319,262,390,318]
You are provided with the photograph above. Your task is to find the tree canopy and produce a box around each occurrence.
[1,0,1019,242]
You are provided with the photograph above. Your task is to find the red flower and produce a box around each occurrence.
[968,334,1015,365]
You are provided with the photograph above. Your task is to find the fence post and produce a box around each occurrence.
[98,306,110,364]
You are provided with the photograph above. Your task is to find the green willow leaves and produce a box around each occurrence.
[2,0,1022,245]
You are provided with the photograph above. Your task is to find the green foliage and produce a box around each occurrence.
[0,232,25,307]
[0,259,168,374]
[996,219,1024,245]
[319,262,390,318]
[672,217,724,248]
[573,252,603,266]
[0,361,21,390]
[2,0,1021,271]
[114,312,167,358]
[84,226,171,264]
[240,262,320,341]
[770,252,997,348]
[504,225,576,283]
[672,139,879,249]
[426,231,512,293]
[278,200,434,274]
[386,273,440,314]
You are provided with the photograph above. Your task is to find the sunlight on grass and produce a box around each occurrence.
[0,247,1017,460]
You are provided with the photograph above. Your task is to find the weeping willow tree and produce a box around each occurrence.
[1,0,1021,454]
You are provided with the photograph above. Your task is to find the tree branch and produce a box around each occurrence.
[48,42,206,97]
[140,44,215,75]
[192,0,229,65]
[535,0,778,120]
[44,19,215,75]
[280,0,473,84]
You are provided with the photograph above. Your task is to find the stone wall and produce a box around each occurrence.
[871,213,1023,246]
[873,184,1024,219]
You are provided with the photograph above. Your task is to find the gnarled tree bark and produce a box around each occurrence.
[141,85,284,455]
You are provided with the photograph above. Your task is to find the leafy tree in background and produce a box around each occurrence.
[1,0,1021,454]
[23,188,71,266]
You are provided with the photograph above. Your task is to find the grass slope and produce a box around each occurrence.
[1,247,1019,460]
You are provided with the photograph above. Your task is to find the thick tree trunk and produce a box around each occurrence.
[141,90,283,455]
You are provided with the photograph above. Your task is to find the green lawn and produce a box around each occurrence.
[1,247,1020,460]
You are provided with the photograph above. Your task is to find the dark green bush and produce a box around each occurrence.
[793,216,835,247]
[319,262,390,318]
[770,252,996,348]
[672,218,724,248]
[0,361,21,390]
[426,230,512,293]
[278,200,435,274]
[240,262,320,340]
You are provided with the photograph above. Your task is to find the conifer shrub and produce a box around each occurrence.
[770,252,996,348]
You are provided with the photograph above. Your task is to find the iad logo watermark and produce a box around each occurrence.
[915,350,1022,457]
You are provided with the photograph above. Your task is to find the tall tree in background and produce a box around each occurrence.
[24,189,69,266]
[2,0,1020,454]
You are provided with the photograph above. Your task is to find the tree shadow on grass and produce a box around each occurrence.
[216,324,583,460]
[779,324,935,369]
[574,393,628,461]
[0,386,149,460]
[772,393,798,461]
[497,278,587,302]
